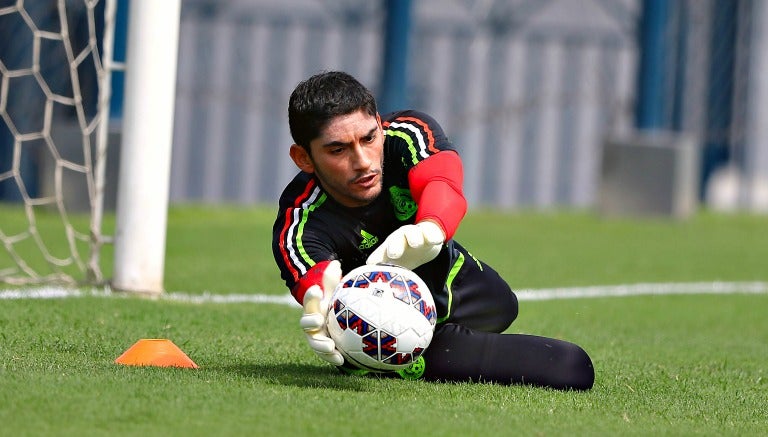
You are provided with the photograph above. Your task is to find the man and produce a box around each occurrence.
[272,71,594,390]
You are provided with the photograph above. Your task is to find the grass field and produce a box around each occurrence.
[1,206,767,435]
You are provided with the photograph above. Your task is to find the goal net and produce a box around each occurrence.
[0,0,119,286]
[2,0,181,293]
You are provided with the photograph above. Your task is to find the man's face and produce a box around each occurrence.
[290,110,384,208]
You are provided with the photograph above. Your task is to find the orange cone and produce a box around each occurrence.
[115,339,199,369]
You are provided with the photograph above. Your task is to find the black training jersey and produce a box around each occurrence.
[272,110,461,313]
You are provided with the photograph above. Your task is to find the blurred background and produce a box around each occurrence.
[2,0,768,215]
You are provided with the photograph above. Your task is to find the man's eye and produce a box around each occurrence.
[330,147,344,155]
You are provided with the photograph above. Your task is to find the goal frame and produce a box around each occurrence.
[112,0,182,294]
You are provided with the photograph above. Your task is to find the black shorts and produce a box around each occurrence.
[439,242,519,332]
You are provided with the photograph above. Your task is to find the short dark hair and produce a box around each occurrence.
[288,71,377,151]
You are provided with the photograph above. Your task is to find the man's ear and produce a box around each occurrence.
[289,144,315,174]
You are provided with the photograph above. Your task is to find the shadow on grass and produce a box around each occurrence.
[215,362,376,391]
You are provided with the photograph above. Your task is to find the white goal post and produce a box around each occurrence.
[112,0,181,294]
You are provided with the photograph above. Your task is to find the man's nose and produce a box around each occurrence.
[350,144,372,169]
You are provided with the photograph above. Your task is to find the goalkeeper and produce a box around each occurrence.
[272,71,594,390]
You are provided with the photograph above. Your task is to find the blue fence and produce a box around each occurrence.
[168,0,639,208]
[3,0,767,211]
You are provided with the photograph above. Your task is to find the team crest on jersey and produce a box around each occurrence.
[389,186,417,221]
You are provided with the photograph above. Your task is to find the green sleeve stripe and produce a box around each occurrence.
[385,129,420,165]
[437,251,464,324]
[296,192,327,267]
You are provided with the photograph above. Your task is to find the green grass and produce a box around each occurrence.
[1,205,767,435]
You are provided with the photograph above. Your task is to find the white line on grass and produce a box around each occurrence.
[515,281,768,300]
[1,281,767,305]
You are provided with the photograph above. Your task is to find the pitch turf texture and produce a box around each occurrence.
[1,206,766,435]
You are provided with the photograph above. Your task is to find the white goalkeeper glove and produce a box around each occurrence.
[365,221,445,270]
[299,260,344,366]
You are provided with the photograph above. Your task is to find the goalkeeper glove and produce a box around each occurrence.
[298,260,344,366]
[365,221,445,270]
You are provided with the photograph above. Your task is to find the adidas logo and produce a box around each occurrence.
[358,229,379,250]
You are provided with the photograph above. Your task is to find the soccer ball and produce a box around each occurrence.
[326,264,437,372]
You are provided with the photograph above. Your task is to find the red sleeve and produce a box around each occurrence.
[408,150,467,240]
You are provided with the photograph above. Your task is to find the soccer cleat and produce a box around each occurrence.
[396,355,426,380]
